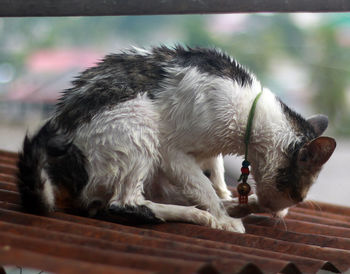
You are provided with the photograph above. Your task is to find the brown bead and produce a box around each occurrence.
[237,182,251,196]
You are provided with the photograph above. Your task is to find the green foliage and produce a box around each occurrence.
[1,14,350,135]
[309,25,350,134]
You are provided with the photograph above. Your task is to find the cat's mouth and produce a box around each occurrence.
[258,198,294,214]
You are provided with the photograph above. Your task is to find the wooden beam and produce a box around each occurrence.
[1,0,350,17]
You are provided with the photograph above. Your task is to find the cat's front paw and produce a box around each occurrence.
[191,209,245,233]
[188,207,219,228]
[216,216,245,233]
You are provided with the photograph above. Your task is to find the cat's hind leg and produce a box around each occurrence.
[105,145,162,223]
[77,95,162,223]
[82,146,163,223]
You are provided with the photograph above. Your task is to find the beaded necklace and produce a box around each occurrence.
[237,90,263,204]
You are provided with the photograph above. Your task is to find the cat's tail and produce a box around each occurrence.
[16,122,71,214]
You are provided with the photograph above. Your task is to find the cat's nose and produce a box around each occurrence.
[288,188,307,203]
[294,196,304,203]
[291,193,305,203]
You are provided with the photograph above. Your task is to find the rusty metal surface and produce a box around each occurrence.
[0,246,152,274]
[0,150,349,273]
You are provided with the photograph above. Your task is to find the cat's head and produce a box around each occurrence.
[254,114,336,213]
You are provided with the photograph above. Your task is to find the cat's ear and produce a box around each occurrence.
[298,136,336,168]
[307,114,328,136]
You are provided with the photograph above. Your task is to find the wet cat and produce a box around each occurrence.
[17,46,336,233]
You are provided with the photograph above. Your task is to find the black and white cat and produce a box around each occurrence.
[17,46,336,233]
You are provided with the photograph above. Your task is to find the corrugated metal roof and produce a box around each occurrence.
[0,149,349,273]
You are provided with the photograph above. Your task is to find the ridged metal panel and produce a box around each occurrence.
[0,0,350,17]
[0,150,348,273]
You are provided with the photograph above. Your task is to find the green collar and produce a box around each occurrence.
[243,90,263,160]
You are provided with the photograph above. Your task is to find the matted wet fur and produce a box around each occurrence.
[17,46,336,232]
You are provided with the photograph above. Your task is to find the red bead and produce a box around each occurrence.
[239,195,248,204]
[241,167,249,175]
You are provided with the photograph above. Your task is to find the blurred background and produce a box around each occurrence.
[0,13,349,206]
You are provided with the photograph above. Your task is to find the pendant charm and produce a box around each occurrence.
[237,182,251,204]
[237,160,251,204]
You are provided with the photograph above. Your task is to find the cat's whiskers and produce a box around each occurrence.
[277,215,288,231]
[271,211,288,231]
